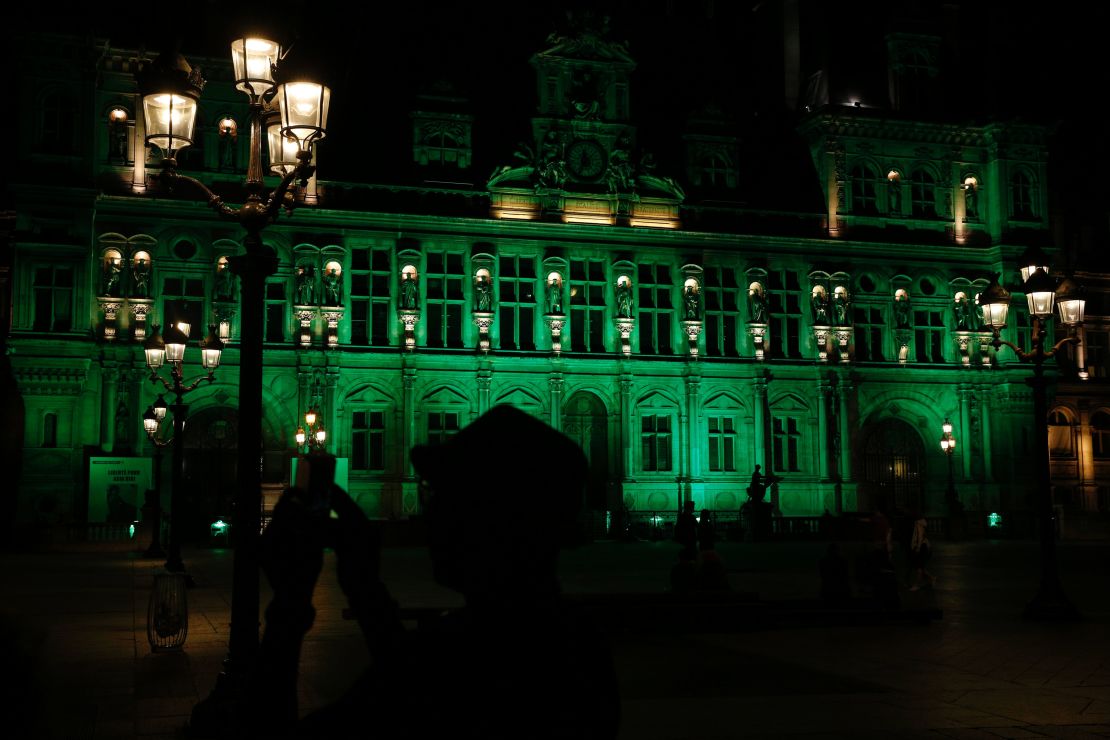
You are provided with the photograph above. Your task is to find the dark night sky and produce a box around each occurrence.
[10,1,1110,266]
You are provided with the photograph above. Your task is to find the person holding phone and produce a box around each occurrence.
[237,406,620,739]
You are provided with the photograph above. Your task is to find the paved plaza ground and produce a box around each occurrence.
[3,537,1110,739]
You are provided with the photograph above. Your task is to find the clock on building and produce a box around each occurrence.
[566,139,606,179]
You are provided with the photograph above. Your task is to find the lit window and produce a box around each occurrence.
[703,266,740,357]
[637,263,674,355]
[641,415,673,472]
[569,259,606,353]
[1048,410,1075,460]
[352,411,386,471]
[708,416,737,472]
[1092,411,1110,459]
[498,255,537,351]
[349,247,392,346]
[424,251,466,349]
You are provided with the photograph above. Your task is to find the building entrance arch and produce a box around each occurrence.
[859,417,925,515]
[181,406,238,540]
[562,392,611,512]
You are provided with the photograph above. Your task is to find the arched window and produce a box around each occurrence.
[1048,409,1075,459]
[1011,170,1036,220]
[910,169,936,218]
[851,164,879,215]
[1092,411,1110,459]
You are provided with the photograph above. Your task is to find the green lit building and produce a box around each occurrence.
[7,5,1110,540]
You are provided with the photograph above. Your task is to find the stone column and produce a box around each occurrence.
[753,376,768,469]
[838,380,852,480]
[548,372,564,431]
[817,379,832,480]
[620,375,634,481]
[685,372,701,480]
[101,365,119,453]
[477,367,492,415]
[979,387,993,482]
[402,367,417,480]
[959,385,972,480]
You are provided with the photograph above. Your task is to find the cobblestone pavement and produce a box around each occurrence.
[2,538,1109,739]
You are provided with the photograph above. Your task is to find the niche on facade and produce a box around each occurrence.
[131,251,152,299]
[886,168,903,215]
[217,115,238,171]
[322,260,342,307]
[101,249,123,297]
[214,255,235,304]
[294,258,317,306]
[961,173,980,222]
[106,105,132,163]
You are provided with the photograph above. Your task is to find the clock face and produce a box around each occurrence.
[566,140,606,179]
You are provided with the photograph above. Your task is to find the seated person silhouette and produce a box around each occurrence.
[239,405,620,739]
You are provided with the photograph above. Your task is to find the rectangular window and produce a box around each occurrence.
[349,247,391,346]
[913,309,945,363]
[570,259,606,353]
[425,251,465,349]
[703,266,739,357]
[427,411,460,446]
[497,255,537,351]
[766,270,802,359]
[772,417,801,472]
[32,265,74,332]
[853,306,885,361]
[264,280,286,343]
[637,263,674,355]
[351,410,386,471]
[1085,329,1109,378]
[708,416,737,472]
[162,276,207,341]
[641,414,673,472]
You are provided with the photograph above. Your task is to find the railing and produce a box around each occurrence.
[65,521,133,542]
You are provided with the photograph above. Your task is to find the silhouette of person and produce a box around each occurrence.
[236,406,620,738]
[674,500,698,560]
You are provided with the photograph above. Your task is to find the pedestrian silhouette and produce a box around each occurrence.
[674,500,698,560]
[237,405,620,738]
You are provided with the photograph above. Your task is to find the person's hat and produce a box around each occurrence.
[411,405,588,530]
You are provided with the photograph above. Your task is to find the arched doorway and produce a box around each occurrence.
[562,392,610,512]
[181,407,238,540]
[860,418,925,514]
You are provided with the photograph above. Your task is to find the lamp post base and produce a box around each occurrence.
[1023,585,1080,621]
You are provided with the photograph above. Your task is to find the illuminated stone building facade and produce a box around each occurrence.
[7,7,1109,538]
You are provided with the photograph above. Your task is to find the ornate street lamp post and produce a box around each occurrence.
[142,324,223,575]
[295,408,327,453]
[938,419,957,505]
[977,263,1086,620]
[141,395,169,558]
[135,34,330,722]
[938,418,965,539]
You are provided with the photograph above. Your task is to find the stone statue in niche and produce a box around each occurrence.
[546,278,562,315]
[888,178,902,214]
[748,287,767,324]
[834,291,850,325]
[683,285,700,320]
[963,185,978,220]
[296,266,316,305]
[954,295,974,331]
[323,266,341,306]
[102,258,122,297]
[570,70,601,120]
[400,275,419,310]
[131,257,151,298]
[475,276,492,312]
[615,281,633,318]
[215,262,235,301]
[893,295,911,329]
[811,290,830,325]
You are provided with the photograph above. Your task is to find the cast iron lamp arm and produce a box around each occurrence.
[989,318,1079,361]
[148,368,217,394]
